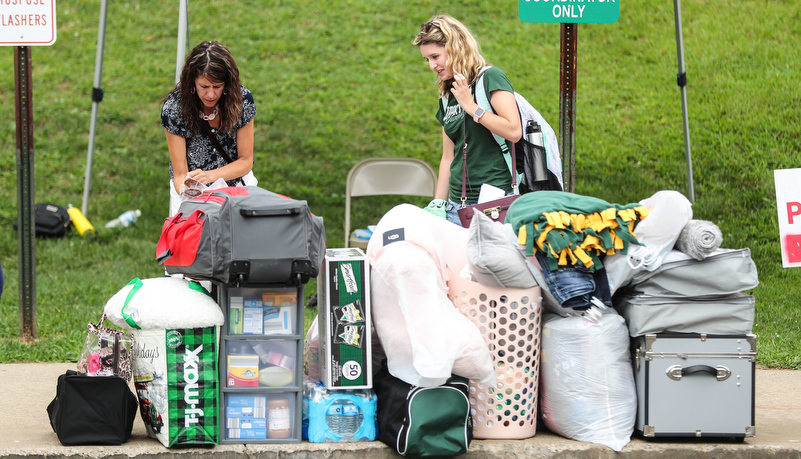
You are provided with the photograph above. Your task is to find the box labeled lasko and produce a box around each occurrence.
[318,248,371,389]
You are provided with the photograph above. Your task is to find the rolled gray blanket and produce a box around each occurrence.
[674,219,723,260]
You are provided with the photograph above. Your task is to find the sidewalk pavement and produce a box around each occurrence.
[1,363,800,459]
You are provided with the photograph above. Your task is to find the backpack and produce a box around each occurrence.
[474,67,564,194]
[13,202,72,237]
[374,363,473,457]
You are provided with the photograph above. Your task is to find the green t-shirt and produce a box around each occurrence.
[436,67,515,204]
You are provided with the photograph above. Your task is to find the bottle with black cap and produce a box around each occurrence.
[525,120,548,182]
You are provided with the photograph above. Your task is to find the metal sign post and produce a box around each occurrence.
[674,0,695,203]
[3,0,58,341]
[559,24,578,193]
[520,0,619,193]
[14,46,37,341]
[81,0,109,216]
[176,0,189,84]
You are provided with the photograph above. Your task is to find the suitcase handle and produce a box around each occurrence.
[240,207,302,217]
[666,364,731,382]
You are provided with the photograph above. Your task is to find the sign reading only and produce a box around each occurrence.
[519,0,619,24]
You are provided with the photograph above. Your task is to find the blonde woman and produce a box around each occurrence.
[414,14,522,224]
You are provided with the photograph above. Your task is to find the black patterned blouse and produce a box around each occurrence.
[162,85,256,187]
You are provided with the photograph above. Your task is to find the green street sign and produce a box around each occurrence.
[519,0,620,24]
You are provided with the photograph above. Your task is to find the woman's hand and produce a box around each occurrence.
[450,73,477,113]
[450,73,522,143]
[186,169,211,184]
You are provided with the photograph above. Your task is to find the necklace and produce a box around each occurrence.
[200,106,219,121]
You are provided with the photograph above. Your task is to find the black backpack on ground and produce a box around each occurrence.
[13,202,72,237]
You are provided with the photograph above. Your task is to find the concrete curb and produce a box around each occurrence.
[2,363,799,458]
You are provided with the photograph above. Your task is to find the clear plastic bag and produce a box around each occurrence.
[178,177,228,201]
[604,190,693,295]
[179,177,206,199]
[77,314,133,382]
[304,316,321,382]
[539,311,636,451]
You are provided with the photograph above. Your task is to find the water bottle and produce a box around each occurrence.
[339,400,362,440]
[525,120,548,182]
[105,209,141,229]
[66,204,96,236]
[325,401,344,438]
[325,398,363,441]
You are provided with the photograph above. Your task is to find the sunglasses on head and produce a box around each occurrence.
[421,22,441,34]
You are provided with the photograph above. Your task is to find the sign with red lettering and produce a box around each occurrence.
[0,0,57,46]
[774,168,801,268]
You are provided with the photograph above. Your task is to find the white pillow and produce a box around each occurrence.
[466,208,537,288]
[104,277,224,330]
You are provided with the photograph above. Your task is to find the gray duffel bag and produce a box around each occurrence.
[614,292,755,337]
[626,248,758,298]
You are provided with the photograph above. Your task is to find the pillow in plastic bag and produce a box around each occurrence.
[103,277,223,330]
[371,241,495,388]
[366,203,495,387]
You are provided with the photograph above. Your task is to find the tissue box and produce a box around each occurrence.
[317,248,372,389]
[227,355,259,387]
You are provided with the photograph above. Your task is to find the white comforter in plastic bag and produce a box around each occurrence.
[604,190,693,295]
[367,204,495,388]
[540,310,636,452]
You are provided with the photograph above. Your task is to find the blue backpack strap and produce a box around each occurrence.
[474,67,520,191]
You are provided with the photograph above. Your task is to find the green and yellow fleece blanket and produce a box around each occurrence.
[505,191,650,271]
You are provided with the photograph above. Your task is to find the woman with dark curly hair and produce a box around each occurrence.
[162,40,257,216]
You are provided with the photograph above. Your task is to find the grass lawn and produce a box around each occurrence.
[1,0,799,368]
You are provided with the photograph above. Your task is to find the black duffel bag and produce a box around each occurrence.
[374,363,473,457]
[46,370,138,446]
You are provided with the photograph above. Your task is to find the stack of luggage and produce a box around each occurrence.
[158,185,326,445]
[613,236,759,440]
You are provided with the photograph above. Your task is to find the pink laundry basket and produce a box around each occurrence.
[447,267,542,440]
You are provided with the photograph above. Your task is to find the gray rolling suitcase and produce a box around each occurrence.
[158,186,325,285]
[632,333,756,440]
